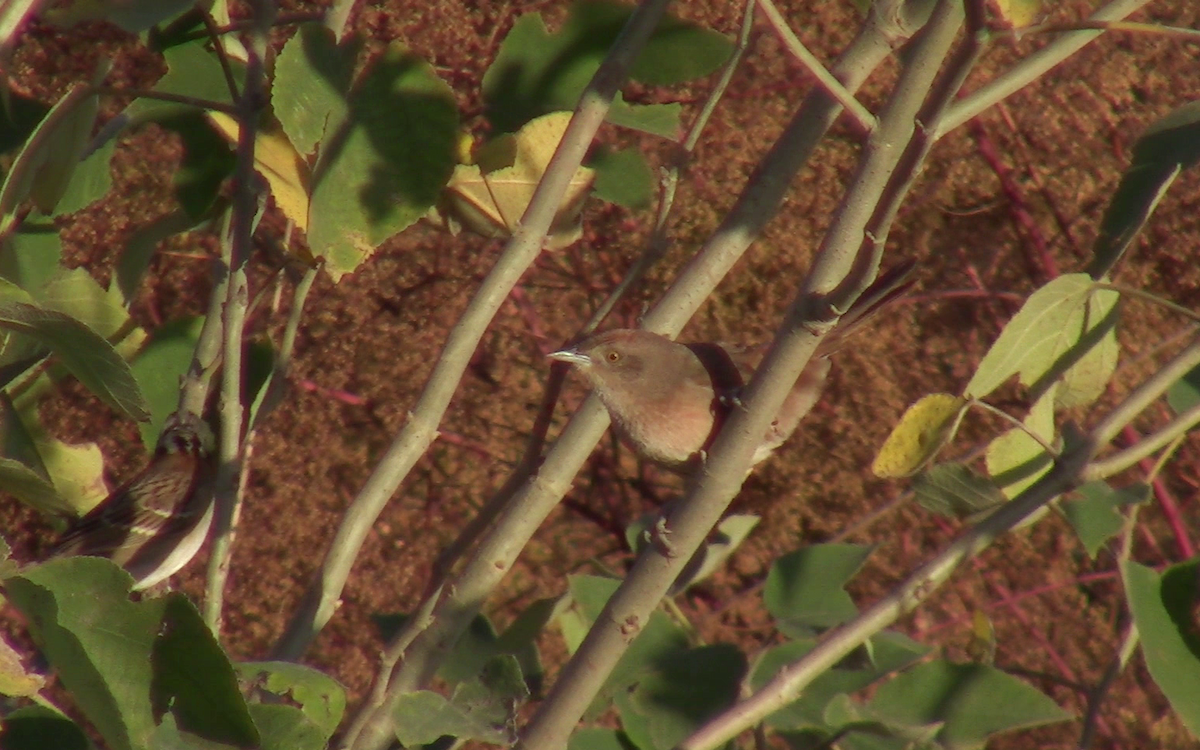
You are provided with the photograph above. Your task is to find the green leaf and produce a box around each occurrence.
[1089,101,1200,277]
[0,221,62,292]
[307,44,457,280]
[163,113,236,218]
[274,24,355,157]
[151,596,259,748]
[868,661,1072,749]
[117,209,208,303]
[483,1,731,134]
[44,0,192,33]
[763,544,873,633]
[0,456,70,515]
[965,275,1120,403]
[1167,363,1200,416]
[128,43,238,122]
[1123,559,1200,738]
[590,146,654,208]
[249,704,327,750]
[0,706,89,750]
[129,316,203,449]
[1060,481,1147,559]
[912,463,1007,520]
[750,633,929,734]
[235,662,346,740]
[985,388,1055,500]
[0,299,148,421]
[615,644,745,750]
[0,92,51,154]
[7,557,168,750]
[52,138,115,217]
[392,655,528,746]
[559,575,689,712]
[38,267,144,350]
[0,82,99,233]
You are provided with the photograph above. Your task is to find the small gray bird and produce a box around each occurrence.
[549,263,913,473]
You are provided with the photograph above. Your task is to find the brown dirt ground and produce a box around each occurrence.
[3,1,1200,748]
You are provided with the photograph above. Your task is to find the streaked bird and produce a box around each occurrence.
[47,410,216,590]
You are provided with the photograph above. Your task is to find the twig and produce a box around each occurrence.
[203,0,274,634]
[517,2,969,748]
[940,0,1154,135]
[273,0,672,679]
[755,0,876,133]
[1078,622,1140,750]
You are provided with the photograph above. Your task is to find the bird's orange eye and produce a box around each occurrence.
[606,350,620,362]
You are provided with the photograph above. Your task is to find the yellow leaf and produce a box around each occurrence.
[873,393,968,478]
[33,436,108,515]
[437,112,594,250]
[207,112,312,234]
[993,0,1041,28]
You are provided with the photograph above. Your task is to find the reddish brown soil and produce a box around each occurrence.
[3,1,1200,749]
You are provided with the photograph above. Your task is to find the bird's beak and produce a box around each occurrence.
[548,348,590,366]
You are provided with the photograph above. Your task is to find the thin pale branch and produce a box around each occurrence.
[517,2,967,748]
[203,0,274,633]
[274,0,674,673]
[1085,403,1200,480]
[755,0,877,133]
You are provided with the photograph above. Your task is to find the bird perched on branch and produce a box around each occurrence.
[47,410,216,590]
[549,263,914,474]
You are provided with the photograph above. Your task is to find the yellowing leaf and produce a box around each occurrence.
[435,111,595,250]
[873,393,968,478]
[993,0,1041,28]
[34,435,108,515]
[207,112,312,234]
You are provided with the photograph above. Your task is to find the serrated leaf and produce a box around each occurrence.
[764,544,873,633]
[274,24,355,157]
[151,596,260,748]
[913,463,1007,519]
[1060,481,1147,559]
[7,557,168,750]
[985,387,1055,500]
[965,275,1119,402]
[435,112,595,250]
[872,393,967,478]
[236,662,346,739]
[0,82,99,233]
[0,299,147,421]
[868,661,1072,749]
[1090,101,1200,277]
[0,456,71,515]
[1122,560,1200,738]
[307,43,457,280]
[38,267,146,357]
[207,112,312,232]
